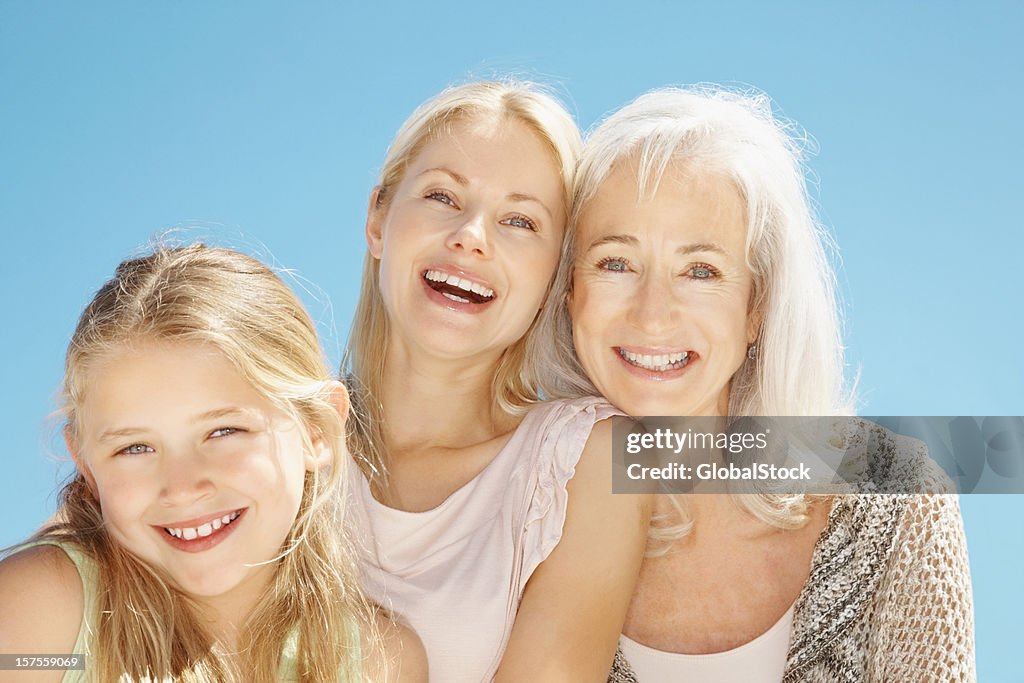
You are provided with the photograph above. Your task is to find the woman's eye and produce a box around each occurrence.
[688,264,717,280]
[426,190,457,207]
[501,214,538,231]
[117,443,154,457]
[596,257,631,273]
[209,427,239,439]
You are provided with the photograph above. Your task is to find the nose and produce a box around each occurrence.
[158,449,216,507]
[445,213,491,258]
[627,273,681,336]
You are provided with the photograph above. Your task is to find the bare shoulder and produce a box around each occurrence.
[0,545,84,671]
[361,611,427,683]
[576,415,615,470]
[575,416,653,514]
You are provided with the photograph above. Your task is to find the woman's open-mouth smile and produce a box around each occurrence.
[615,346,695,381]
[422,268,497,312]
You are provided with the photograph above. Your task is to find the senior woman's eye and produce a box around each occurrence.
[595,256,631,273]
[686,263,719,280]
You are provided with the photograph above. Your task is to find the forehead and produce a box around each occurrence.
[409,116,564,195]
[577,159,748,249]
[78,341,260,420]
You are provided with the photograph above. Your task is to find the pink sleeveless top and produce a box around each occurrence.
[345,397,617,683]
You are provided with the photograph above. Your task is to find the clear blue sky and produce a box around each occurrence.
[2,2,1021,678]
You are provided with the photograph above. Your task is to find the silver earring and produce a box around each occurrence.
[747,343,758,360]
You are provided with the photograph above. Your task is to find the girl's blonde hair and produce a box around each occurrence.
[539,86,854,547]
[343,80,581,484]
[37,244,376,682]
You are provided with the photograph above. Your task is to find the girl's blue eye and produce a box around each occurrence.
[209,427,238,438]
[118,443,154,456]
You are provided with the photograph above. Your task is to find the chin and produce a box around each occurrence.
[606,391,679,418]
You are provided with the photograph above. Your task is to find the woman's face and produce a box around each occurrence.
[367,115,566,364]
[569,159,757,417]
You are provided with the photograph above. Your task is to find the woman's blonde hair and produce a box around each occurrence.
[539,86,854,546]
[343,79,581,483]
[36,244,377,682]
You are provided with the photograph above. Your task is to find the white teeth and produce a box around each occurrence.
[620,349,690,371]
[442,292,470,303]
[165,510,242,541]
[424,270,495,298]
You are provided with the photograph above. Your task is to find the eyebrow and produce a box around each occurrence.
[95,407,250,443]
[584,234,638,252]
[419,167,469,186]
[194,406,250,422]
[96,427,148,443]
[676,242,728,256]
[506,192,554,222]
[584,234,728,256]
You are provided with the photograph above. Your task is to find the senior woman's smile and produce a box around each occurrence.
[568,158,758,418]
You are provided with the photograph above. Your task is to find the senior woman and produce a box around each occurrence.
[540,87,976,682]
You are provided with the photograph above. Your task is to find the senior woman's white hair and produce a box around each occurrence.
[538,85,854,542]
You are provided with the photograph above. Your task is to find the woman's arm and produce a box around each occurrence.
[0,545,84,683]
[495,417,652,682]
[869,494,976,682]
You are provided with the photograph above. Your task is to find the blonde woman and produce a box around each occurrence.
[343,81,651,682]
[0,245,426,682]
[541,87,975,681]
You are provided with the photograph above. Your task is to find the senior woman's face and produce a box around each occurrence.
[569,160,756,417]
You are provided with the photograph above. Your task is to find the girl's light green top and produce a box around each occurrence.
[17,539,361,682]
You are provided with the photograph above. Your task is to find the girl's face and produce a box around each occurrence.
[367,115,566,364]
[569,160,757,417]
[72,340,321,602]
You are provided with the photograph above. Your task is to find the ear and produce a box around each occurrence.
[365,186,386,260]
[305,381,351,473]
[64,426,99,496]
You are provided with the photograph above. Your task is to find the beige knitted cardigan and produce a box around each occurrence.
[608,494,976,682]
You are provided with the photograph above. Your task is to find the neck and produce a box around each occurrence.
[191,566,274,653]
[380,340,519,453]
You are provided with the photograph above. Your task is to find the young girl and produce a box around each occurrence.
[0,244,426,682]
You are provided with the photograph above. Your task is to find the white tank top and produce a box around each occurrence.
[619,603,795,682]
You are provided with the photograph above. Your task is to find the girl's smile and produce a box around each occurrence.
[73,340,317,599]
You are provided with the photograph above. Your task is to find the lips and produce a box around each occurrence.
[154,508,246,553]
[422,269,496,305]
[618,348,690,372]
[615,346,696,380]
